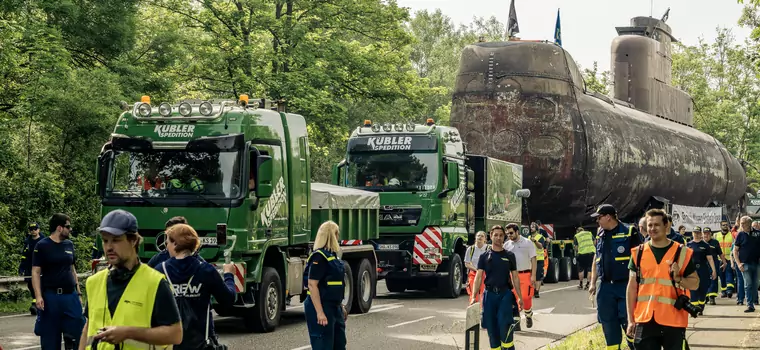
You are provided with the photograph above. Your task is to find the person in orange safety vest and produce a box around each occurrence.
[626,209,700,350]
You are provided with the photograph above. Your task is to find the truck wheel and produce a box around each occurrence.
[545,258,559,283]
[385,278,406,293]
[558,257,572,282]
[244,267,282,333]
[342,261,354,313]
[438,254,463,298]
[570,256,579,280]
[350,258,375,314]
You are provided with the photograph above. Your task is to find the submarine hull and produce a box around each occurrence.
[450,41,746,233]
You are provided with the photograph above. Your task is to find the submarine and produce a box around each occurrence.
[450,14,747,235]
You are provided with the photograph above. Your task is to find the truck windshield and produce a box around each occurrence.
[104,150,243,199]
[346,152,438,191]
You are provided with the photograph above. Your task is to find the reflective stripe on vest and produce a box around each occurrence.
[533,234,545,261]
[575,231,595,255]
[632,242,691,328]
[85,265,169,350]
[304,249,343,299]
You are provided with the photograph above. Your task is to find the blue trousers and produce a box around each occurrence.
[481,288,516,350]
[34,291,84,350]
[707,265,719,299]
[736,265,746,303]
[741,263,760,307]
[304,298,346,350]
[690,267,710,309]
[596,282,634,349]
[720,264,735,295]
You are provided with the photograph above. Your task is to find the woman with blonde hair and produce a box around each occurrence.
[159,223,236,349]
[303,220,347,350]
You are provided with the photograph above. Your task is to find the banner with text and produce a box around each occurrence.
[671,204,722,231]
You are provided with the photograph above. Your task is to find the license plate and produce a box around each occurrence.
[200,237,217,246]
[378,244,399,250]
[420,264,437,271]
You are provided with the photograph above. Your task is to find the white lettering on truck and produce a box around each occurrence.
[154,125,196,138]
[261,177,287,227]
[367,136,412,151]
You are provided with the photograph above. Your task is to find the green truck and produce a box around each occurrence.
[332,119,529,297]
[93,96,380,332]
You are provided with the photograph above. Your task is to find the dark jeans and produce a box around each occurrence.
[634,321,688,350]
[741,263,759,307]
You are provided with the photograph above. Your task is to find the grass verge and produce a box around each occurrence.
[545,324,630,350]
[0,297,31,315]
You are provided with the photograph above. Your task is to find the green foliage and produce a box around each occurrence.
[580,61,612,95]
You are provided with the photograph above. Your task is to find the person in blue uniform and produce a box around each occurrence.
[19,222,45,315]
[148,216,190,268]
[31,213,84,350]
[470,224,523,350]
[303,220,347,350]
[703,227,724,305]
[588,204,642,350]
[686,227,716,314]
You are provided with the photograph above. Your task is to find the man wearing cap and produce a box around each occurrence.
[19,222,45,315]
[32,214,84,350]
[588,204,643,350]
[79,209,182,350]
[703,227,724,305]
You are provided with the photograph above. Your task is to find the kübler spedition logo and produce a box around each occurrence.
[154,125,196,138]
[367,136,412,150]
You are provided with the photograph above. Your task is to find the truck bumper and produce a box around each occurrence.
[376,249,448,279]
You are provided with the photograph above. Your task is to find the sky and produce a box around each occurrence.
[397,0,753,72]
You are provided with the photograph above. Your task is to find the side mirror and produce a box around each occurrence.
[446,162,460,191]
[256,155,274,198]
[516,189,531,198]
[466,169,475,192]
[331,159,347,186]
[97,150,113,197]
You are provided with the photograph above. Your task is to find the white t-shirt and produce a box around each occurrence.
[464,244,489,270]
[505,236,537,272]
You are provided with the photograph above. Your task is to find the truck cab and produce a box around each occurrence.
[333,119,472,297]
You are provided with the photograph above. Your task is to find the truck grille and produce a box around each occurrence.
[139,228,215,255]
[379,206,422,226]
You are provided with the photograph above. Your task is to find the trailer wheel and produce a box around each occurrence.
[342,261,354,312]
[558,257,572,282]
[385,278,406,293]
[438,254,463,298]
[570,256,579,280]
[545,258,559,283]
[244,267,282,333]
[350,258,374,314]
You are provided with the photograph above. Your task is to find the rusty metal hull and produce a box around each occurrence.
[451,41,746,232]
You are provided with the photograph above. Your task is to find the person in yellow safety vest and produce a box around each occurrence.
[574,227,596,290]
[530,229,547,298]
[79,210,182,350]
[715,220,736,298]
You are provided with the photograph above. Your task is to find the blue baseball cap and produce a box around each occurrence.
[98,209,138,236]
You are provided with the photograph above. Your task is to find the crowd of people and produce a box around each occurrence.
[465,204,760,350]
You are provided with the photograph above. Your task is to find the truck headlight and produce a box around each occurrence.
[159,103,172,117]
[199,102,213,116]
[137,103,151,117]
[179,103,192,117]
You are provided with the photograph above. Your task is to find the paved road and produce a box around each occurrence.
[0,281,597,350]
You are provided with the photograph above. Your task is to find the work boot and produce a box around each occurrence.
[526,316,533,328]
[709,297,716,305]
[728,292,734,299]
[534,290,540,298]
[513,320,522,332]
[745,305,755,313]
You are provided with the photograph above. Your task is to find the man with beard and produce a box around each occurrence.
[31,213,84,350]
[79,209,182,349]
[715,220,735,298]
[505,223,537,330]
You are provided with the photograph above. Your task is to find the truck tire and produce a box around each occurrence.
[438,254,463,298]
[342,261,354,313]
[545,257,559,283]
[559,257,572,282]
[244,267,282,333]
[570,256,579,280]
[350,258,375,314]
[385,278,406,293]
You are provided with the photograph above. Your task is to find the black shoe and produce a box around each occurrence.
[584,282,590,290]
[526,317,533,328]
[578,282,584,290]
[728,293,734,299]
[514,320,522,332]
[745,306,755,313]
[534,290,540,298]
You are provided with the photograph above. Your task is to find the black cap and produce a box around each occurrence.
[692,226,702,232]
[28,223,39,231]
[98,209,138,236]
[702,227,712,232]
[591,204,617,218]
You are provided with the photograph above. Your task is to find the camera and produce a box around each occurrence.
[673,294,700,318]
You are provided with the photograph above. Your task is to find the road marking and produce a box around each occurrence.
[351,303,404,317]
[539,285,578,294]
[10,346,42,350]
[0,313,29,319]
[387,315,435,328]
[289,346,311,350]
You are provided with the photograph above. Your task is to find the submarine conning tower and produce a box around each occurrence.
[611,16,695,127]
